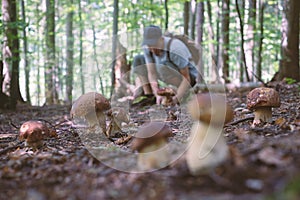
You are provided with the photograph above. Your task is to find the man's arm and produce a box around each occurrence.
[146,63,159,95]
[174,66,191,102]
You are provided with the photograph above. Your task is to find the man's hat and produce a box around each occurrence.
[142,25,162,46]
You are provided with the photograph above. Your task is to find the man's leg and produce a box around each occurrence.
[132,55,153,97]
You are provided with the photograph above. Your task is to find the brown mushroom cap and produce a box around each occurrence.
[19,121,50,143]
[70,92,110,117]
[131,121,173,151]
[156,88,176,97]
[187,93,234,124]
[247,87,280,110]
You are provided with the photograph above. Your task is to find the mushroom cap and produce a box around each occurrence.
[19,121,50,142]
[187,93,234,124]
[156,88,176,97]
[131,121,173,151]
[247,87,280,110]
[70,92,110,117]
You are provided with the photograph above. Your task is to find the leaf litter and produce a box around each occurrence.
[0,81,300,199]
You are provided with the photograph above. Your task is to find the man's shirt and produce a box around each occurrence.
[143,36,198,82]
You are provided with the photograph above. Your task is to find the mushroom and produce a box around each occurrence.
[156,88,176,106]
[70,92,111,136]
[19,121,55,149]
[131,121,173,170]
[247,87,280,126]
[186,93,233,175]
[107,107,130,137]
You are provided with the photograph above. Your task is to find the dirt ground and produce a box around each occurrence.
[0,81,300,200]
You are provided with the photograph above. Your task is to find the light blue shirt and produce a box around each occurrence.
[143,36,198,82]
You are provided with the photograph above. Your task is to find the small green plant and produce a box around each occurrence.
[285,78,296,85]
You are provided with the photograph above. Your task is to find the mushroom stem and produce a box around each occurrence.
[186,121,229,175]
[25,140,44,149]
[97,112,107,137]
[137,139,170,170]
[253,107,273,125]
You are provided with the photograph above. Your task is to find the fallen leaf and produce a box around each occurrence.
[275,117,287,127]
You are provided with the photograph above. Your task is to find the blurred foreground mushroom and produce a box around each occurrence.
[70,92,110,136]
[107,107,130,137]
[131,121,173,171]
[187,93,233,175]
[19,121,56,149]
[247,87,280,126]
[156,88,176,106]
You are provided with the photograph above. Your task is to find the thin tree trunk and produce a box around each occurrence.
[188,0,196,40]
[36,2,41,105]
[0,60,3,93]
[218,0,230,83]
[196,1,204,83]
[278,0,300,81]
[235,0,250,81]
[164,0,169,30]
[256,0,265,80]
[216,0,221,72]
[111,0,119,97]
[45,0,57,104]
[184,1,190,35]
[92,24,104,95]
[21,0,30,103]
[78,0,84,94]
[245,0,256,81]
[65,0,74,104]
[206,1,220,83]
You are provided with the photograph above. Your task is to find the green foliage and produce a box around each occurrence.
[13,0,289,105]
[285,78,297,85]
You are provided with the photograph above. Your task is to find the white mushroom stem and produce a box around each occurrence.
[83,111,107,135]
[25,140,43,149]
[253,107,273,125]
[96,112,107,136]
[137,139,170,171]
[186,121,229,176]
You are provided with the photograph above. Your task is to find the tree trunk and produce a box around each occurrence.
[2,0,12,96]
[206,1,220,83]
[218,0,230,83]
[45,0,57,104]
[2,0,23,109]
[111,0,119,97]
[196,1,204,83]
[184,1,190,36]
[36,2,41,105]
[92,24,104,95]
[256,0,265,80]
[245,0,256,81]
[164,0,169,30]
[114,39,130,98]
[235,0,250,82]
[278,0,300,81]
[0,60,3,93]
[21,0,30,103]
[65,0,74,104]
[188,0,196,40]
[78,0,85,94]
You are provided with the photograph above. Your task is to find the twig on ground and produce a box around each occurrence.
[226,116,254,126]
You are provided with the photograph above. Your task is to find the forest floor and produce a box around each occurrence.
[0,81,300,200]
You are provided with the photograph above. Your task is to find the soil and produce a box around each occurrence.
[0,81,300,200]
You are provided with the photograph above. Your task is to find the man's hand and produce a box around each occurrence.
[155,95,164,105]
[172,96,179,105]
